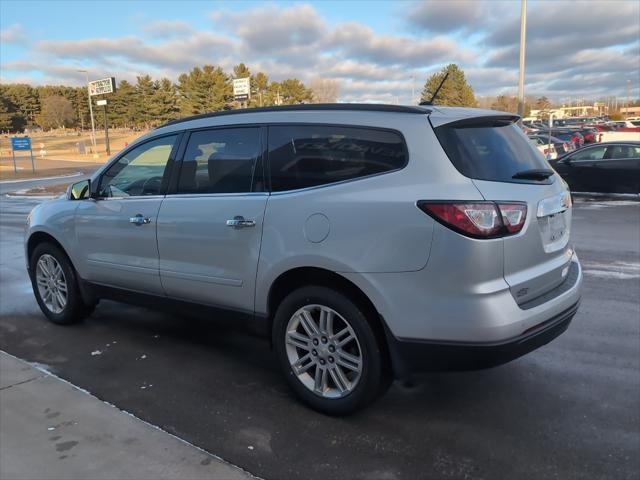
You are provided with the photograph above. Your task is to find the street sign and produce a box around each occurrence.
[233,77,250,101]
[89,77,116,96]
[10,137,35,173]
[96,99,107,106]
[11,137,32,151]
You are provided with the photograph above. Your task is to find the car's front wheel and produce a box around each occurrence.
[30,242,94,325]
[273,286,389,415]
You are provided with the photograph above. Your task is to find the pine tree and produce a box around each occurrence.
[177,65,232,115]
[134,75,156,129]
[0,95,15,132]
[152,78,179,124]
[233,63,251,79]
[110,80,136,128]
[253,72,269,107]
[1,84,39,128]
[278,79,313,105]
[420,64,477,107]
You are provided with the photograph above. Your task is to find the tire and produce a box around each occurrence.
[29,242,93,325]
[272,285,390,415]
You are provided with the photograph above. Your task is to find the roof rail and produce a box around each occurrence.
[157,103,431,129]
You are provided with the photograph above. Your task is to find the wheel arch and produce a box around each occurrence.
[26,230,96,306]
[266,266,396,376]
[27,231,68,266]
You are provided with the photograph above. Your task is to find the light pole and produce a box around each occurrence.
[517,0,527,117]
[626,79,632,117]
[77,69,97,152]
[411,74,415,105]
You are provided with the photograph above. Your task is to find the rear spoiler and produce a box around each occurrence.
[433,115,520,129]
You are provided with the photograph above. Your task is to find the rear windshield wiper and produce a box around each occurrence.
[512,169,555,180]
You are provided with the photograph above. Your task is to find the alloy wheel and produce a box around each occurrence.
[285,304,363,398]
[35,254,68,314]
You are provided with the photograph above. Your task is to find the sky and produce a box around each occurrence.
[1,0,639,104]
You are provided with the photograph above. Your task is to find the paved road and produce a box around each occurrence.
[1,196,638,480]
[0,173,87,195]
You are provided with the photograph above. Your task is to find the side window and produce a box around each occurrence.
[177,128,261,194]
[268,125,407,192]
[606,145,640,160]
[571,146,606,161]
[99,135,177,198]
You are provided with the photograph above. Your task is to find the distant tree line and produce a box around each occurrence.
[0,63,342,133]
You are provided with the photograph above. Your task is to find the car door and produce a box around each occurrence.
[561,145,608,192]
[601,144,640,193]
[75,134,180,294]
[156,126,267,313]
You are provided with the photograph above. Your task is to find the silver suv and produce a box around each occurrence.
[25,104,582,414]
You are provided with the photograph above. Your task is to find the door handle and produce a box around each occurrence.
[226,216,256,229]
[129,214,152,226]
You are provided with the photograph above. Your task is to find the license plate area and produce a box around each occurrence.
[539,212,568,252]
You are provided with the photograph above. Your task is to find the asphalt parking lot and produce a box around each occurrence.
[0,194,638,480]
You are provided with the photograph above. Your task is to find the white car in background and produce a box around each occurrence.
[528,137,558,160]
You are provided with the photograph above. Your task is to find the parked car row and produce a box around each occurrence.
[548,141,640,194]
[523,117,639,193]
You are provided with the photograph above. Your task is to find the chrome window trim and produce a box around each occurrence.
[537,191,572,218]
[163,192,269,199]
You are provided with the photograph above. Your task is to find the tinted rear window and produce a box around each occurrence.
[268,125,407,192]
[434,119,550,183]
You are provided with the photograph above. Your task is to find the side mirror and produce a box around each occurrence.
[68,179,91,200]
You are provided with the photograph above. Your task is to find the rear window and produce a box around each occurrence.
[268,125,407,192]
[434,118,550,183]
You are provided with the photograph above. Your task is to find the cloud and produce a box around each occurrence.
[407,0,487,33]
[141,20,195,38]
[35,32,237,71]
[326,22,464,66]
[1,23,27,44]
[211,4,326,53]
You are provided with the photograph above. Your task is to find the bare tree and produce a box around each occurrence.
[38,95,75,129]
[310,77,340,103]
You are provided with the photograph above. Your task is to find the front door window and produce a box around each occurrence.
[99,135,177,197]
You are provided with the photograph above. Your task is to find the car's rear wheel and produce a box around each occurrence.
[30,242,94,325]
[273,285,389,415]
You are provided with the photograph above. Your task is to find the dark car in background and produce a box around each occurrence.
[529,134,575,155]
[549,142,640,194]
[549,130,584,149]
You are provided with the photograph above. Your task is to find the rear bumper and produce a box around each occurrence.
[385,300,579,374]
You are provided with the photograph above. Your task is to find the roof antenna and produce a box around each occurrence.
[419,71,450,106]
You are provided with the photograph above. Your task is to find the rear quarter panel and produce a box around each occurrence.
[254,114,483,314]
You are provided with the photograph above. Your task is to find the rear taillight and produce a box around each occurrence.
[417,201,527,239]
[543,148,549,154]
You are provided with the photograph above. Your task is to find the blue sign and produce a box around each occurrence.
[11,137,32,151]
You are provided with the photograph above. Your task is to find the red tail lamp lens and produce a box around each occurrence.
[417,202,527,238]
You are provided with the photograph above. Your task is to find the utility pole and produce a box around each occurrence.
[97,100,110,155]
[411,74,415,105]
[517,0,527,117]
[77,69,97,152]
